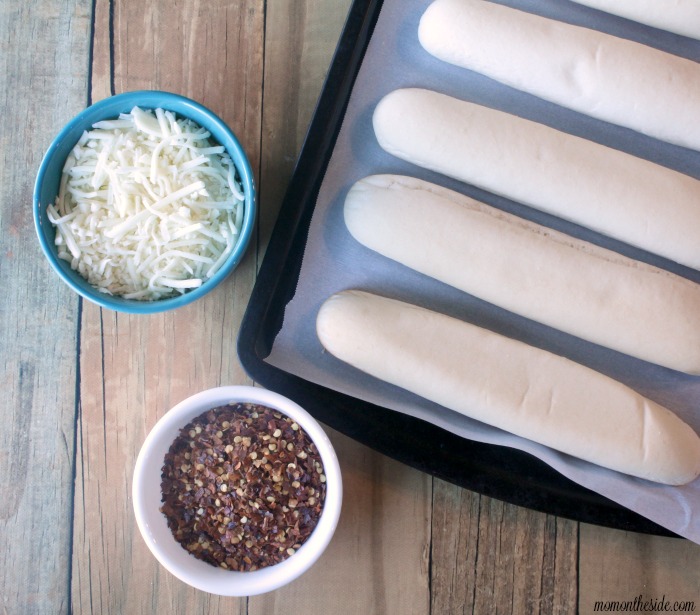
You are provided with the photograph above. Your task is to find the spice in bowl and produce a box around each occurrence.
[159,402,327,572]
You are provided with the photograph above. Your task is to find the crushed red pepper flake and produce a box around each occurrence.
[160,402,327,572]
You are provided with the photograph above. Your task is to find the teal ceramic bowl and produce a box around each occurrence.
[33,91,256,314]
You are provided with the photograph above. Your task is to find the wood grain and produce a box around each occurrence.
[578,524,700,613]
[430,479,578,615]
[71,0,263,612]
[7,0,700,612]
[258,0,352,257]
[256,3,433,613]
[250,428,431,615]
[0,0,90,613]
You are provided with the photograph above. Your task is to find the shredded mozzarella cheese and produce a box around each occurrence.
[48,106,245,301]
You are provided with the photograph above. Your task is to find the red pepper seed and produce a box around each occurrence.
[160,402,326,571]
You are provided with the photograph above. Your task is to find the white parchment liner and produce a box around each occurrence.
[265,0,700,541]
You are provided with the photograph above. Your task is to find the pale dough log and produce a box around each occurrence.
[344,174,700,374]
[372,88,700,271]
[316,290,700,485]
[418,0,700,150]
[569,0,700,40]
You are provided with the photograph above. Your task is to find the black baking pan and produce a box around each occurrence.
[237,0,676,537]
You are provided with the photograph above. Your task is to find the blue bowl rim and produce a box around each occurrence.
[33,90,256,314]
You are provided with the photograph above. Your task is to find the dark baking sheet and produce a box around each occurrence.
[237,0,676,536]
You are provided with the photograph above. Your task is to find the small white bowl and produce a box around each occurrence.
[132,386,342,596]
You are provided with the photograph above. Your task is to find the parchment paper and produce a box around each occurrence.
[266,0,700,541]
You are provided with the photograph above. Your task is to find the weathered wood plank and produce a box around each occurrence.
[258,0,352,257]
[250,428,431,615]
[72,306,253,614]
[0,0,90,613]
[430,480,579,615]
[253,3,430,613]
[578,524,700,613]
[71,0,264,611]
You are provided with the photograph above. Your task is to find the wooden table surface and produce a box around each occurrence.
[3,0,700,613]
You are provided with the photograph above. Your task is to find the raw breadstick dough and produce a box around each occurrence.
[344,174,700,374]
[372,88,700,271]
[418,0,700,150]
[316,290,700,485]
[569,0,700,40]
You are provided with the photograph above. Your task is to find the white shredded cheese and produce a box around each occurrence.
[48,106,245,301]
